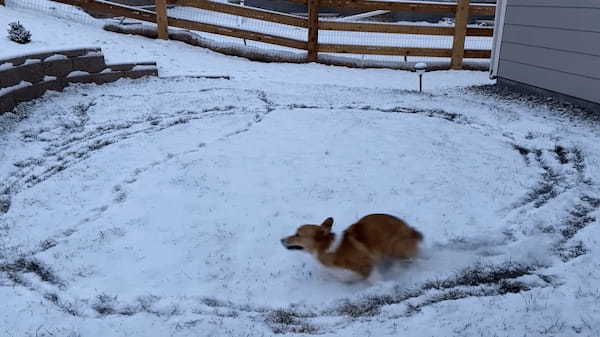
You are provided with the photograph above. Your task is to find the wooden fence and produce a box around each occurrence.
[5,0,496,69]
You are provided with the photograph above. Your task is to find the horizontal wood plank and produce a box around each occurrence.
[319,44,453,57]
[320,21,454,35]
[52,0,157,21]
[319,44,490,58]
[463,49,491,58]
[320,21,494,36]
[465,3,496,16]
[290,0,496,16]
[320,0,455,13]
[176,0,308,28]
[169,17,308,49]
[466,27,494,37]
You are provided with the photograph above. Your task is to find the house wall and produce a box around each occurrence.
[497,0,600,105]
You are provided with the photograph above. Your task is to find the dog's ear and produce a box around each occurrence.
[321,217,334,232]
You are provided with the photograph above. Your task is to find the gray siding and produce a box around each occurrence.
[497,0,600,105]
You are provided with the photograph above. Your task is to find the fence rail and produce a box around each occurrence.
[169,16,309,49]
[286,0,495,15]
[178,0,308,28]
[4,0,495,70]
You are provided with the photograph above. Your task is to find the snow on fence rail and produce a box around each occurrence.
[2,0,495,70]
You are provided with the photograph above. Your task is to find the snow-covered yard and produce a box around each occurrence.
[2,3,600,337]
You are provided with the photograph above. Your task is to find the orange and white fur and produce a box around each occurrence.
[281,214,423,284]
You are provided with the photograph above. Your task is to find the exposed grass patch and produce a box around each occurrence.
[560,195,599,241]
[92,293,118,316]
[265,309,319,334]
[469,84,600,123]
[512,144,531,164]
[558,241,588,262]
[510,145,594,209]
[335,296,389,317]
[509,142,597,262]
[572,148,586,177]
[323,261,543,324]
[0,257,62,286]
[422,262,537,291]
[43,292,80,317]
[552,145,569,164]
[0,194,10,213]
[39,239,57,252]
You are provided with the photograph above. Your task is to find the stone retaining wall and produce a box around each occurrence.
[0,48,158,114]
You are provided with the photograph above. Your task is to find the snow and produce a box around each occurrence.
[339,10,390,22]
[43,75,57,81]
[23,58,41,65]
[43,53,69,61]
[0,62,14,70]
[67,70,90,77]
[132,64,157,71]
[84,50,103,57]
[1,2,600,337]
[415,62,427,72]
[0,80,32,96]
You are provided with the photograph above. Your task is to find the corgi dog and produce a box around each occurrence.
[281,214,423,283]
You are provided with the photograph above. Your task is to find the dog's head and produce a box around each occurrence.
[281,217,335,254]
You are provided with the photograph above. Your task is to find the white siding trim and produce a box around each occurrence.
[490,0,508,79]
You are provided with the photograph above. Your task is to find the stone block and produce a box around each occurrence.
[106,63,136,71]
[59,48,101,58]
[71,55,107,73]
[0,94,16,114]
[14,62,45,84]
[39,78,68,93]
[42,59,75,77]
[11,84,45,104]
[0,68,21,88]
[124,69,158,79]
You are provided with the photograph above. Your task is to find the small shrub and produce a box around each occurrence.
[7,22,32,44]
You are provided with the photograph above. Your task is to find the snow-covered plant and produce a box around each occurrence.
[7,22,32,44]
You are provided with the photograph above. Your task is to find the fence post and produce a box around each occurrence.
[155,0,169,40]
[307,0,320,62]
[451,0,470,69]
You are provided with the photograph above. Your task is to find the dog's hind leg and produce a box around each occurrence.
[367,268,383,285]
[389,237,421,260]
